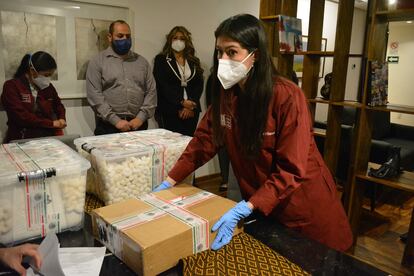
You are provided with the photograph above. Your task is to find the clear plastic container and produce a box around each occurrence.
[74,129,192,205]
[0,139,90,245]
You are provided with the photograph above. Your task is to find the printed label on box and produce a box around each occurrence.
[96,217,124,259]
[139,193,210,253]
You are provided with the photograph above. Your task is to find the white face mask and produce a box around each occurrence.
[30,58,52,90]
[217,51,254,90]
[172,39,185,52]
[33,75,51,90]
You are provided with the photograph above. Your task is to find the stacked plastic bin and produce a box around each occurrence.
[74,129,192,205]
[0,139,90,245]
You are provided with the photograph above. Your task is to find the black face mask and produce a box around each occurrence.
[112,38,132,55]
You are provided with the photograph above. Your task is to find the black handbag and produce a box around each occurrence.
[368,146,402,178]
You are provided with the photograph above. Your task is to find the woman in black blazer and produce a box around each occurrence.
[154,26,204,136]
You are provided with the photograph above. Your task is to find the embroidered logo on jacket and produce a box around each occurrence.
[21,94,31,103]
[220,114,232,129]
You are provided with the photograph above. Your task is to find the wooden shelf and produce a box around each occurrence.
[282,51,362,57]
[307,98,362,108]
[366,103,414,115]
[376,8,414,21]
[306,51,334,56]
[298,51,335,56]
[260,15,279,21]
[348,54,364,58]
[356,163,414,193]
[331,101,363,108]
[347,2,414,268]
[313,127,326,138]
[308,97,330,104]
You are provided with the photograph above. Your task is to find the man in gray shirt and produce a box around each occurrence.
[86,20,157,135]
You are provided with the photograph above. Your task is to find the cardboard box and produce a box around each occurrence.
[91,185,243,276]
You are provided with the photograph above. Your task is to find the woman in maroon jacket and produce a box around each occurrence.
[1,51,66,143]
[153,14,353,252]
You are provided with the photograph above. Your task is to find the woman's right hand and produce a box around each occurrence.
[58,119,67,128]
[53,120,65,128]
[0,244,42,276]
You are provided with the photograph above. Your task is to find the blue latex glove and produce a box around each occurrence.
[153,180,172,192]
[211,200,253,250]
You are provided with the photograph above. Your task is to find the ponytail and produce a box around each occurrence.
[14,54,31,78]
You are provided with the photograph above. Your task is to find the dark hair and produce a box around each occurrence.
[109,20,130,35]
[14,51,57,78]
[211,14,278,158]
[161,26,203,74]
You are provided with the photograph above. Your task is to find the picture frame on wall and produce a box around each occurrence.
[293,36,327,78]
[0,0,129,98]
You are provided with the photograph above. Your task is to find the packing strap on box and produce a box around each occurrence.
[96,191,215,259]
[129,134,167,188]
[129,131,188,182]
[2,144,60,236]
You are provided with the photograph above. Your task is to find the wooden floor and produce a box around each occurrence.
[353,188,414,276]
[195,176,414,276]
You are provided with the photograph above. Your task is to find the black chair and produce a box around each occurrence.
[369,111,414,171]
[315,107,414,179]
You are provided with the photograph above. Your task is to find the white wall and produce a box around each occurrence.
[297,0,367,123]
[387,22,414,126]
[0,0,260,177]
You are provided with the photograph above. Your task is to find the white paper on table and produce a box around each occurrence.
[27,233,65,276]
[25,233,106,276]
[58,247,106,276]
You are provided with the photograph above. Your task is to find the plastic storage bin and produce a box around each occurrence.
[74,129,192,205]
[0,139,90,245]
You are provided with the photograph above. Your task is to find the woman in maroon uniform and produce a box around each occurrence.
[1,51,66,143]
[154,14,353,252]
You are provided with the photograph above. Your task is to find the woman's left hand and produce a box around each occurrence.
[181,100,197,110]
[178,108,194,119]
[211,201,253,250]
